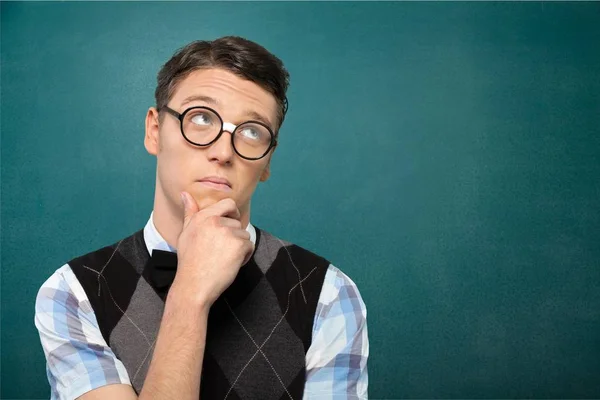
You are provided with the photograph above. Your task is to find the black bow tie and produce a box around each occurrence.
[147,248,261,308]
[148,249,178,290]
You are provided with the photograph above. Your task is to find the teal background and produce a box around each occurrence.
[2,2,600,398]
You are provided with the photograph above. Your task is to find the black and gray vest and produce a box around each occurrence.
[68,227,330,399]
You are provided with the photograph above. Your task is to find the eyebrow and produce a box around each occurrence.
[243,110,274,129]
[180,94,274,130]
[181,95,218,107]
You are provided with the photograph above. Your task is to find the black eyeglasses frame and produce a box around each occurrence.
[160,105,278,161]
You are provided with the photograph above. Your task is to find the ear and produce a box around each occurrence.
[259,160,271,182]
[144,107,160,155]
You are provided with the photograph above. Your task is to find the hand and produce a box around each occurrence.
[171,191,254,307]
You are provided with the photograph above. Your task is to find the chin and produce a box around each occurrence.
[188,186,236,210]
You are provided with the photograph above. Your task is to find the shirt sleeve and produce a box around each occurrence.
[304,265,369,399]
[34,264,131,400]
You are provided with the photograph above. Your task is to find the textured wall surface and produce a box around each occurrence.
[2,2,599,398]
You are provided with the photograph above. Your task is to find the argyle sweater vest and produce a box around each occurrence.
[68,227,330,399]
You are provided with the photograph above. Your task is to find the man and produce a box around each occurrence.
[35,36,368,400]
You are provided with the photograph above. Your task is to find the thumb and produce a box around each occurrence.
[181,191,199,228]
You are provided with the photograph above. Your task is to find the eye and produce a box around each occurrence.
[239,127,261,140]
[190,112,213,126]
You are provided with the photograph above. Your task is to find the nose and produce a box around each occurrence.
[205,127,235,164]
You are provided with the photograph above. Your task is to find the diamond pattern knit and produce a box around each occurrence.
[68,228,330,399]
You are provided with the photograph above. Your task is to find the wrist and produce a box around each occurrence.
[167,280,213,315]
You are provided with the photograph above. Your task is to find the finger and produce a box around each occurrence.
[218,217,242,230]
[201,198,241,220]
[241,241,255,266]
[216,198,241,220]
[230,228,251,240]
[181,191,200,228]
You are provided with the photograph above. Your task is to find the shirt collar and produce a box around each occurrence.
[143,211,256,255]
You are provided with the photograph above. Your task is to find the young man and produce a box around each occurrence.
[35,36,368,400]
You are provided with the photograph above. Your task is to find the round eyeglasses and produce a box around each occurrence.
[161,105,277,160]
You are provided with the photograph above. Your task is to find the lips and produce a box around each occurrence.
[197,176,232,191]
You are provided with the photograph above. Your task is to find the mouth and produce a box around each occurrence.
[197,176,232,192]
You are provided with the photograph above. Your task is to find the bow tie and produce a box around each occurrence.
[148,249,178,290]
[146,248,260,308]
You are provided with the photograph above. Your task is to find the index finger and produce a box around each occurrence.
[199,198,240,220]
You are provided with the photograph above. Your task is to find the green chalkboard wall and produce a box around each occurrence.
[2,2,599,399]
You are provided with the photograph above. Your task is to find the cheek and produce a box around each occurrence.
[158,126,177,153]
[157,132,194,186]
[237,163,267,196]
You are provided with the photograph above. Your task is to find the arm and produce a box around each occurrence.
[74,294,210,400]
[135,194,252,399]
[35,266,209,400]
[303,266,369,399]
[34,265,134,400]
[135,284,210,399]
[36,194,252,400]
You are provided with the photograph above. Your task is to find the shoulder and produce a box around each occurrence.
[35,263,100,361]
[35,230,140,318]
[254,227,331,271]
[35,263,102,343]
[67,230,145,275]
[35,264,91,328]
[253,228,334,310]
[317,265,368,325]
[321,265,365,302]
[36,263,90,315]
[38,263,77,292]
[254,228,366,305]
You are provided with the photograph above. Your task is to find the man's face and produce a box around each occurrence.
[145,68,277,219]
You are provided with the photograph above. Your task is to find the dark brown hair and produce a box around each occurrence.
[155,36,290,131]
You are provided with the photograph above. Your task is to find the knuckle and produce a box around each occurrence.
[207,215,221,227]
[223,198,237,209]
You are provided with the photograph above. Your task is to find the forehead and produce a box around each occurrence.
[169,68,278,126]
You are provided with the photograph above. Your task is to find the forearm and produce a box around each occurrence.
[138,285,210,400]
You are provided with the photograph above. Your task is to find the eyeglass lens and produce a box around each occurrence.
[182,108,273,159]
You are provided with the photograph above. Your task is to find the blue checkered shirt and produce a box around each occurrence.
[34,216,368,399]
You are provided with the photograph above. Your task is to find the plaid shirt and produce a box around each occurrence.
[34,216,368,399]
